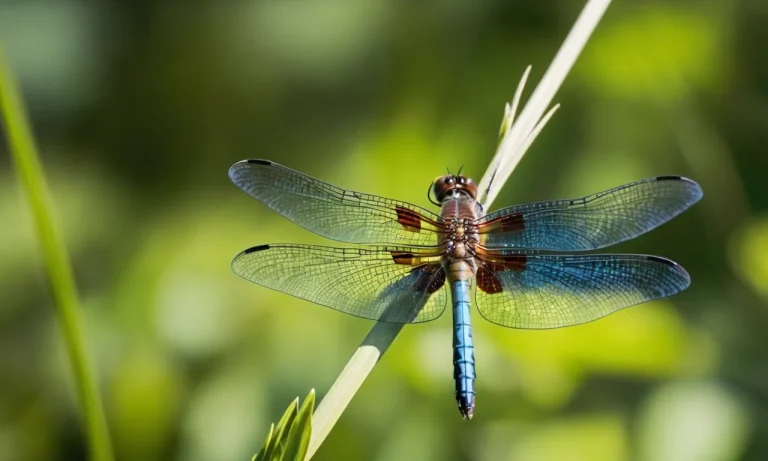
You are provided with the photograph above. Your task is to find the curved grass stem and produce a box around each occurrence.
[0,50,114,461]
[306,322,403,459]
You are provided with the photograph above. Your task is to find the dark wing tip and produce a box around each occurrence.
[645,255,678,266]
[231,244,271,273]
[645,255,692,283]
[246,159,272,166]
[231,244,273,279]
[228,159,274,185]
[654,175,704,204]
[229,159,272,172]
[242,244,271,254]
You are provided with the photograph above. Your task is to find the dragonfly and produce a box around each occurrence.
[229,159,702,419]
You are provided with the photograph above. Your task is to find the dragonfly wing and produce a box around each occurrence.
[229,160,442,246]
[232,244,448,323]
[476,176,702,250]
[474,252,691,329]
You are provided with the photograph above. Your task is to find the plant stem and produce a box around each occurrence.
[0,50,114,461]
[479,0,612,206]
[307,322,403,459]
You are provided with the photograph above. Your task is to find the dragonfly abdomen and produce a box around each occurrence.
[450,279,476,419]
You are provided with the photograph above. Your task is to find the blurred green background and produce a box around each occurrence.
[1,1,767,460]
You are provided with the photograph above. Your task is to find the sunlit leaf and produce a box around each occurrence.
[253,423,275,461]
[254,390,315,461]
[275,399,300,460]
[281,389,315,461]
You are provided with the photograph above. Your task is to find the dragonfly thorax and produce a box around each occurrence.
[440,196,482,282]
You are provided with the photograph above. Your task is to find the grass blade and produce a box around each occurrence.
[282,389,315,461]
[253,423,276,461]
[254,390,315,461]
[265,397,299,460]
[0,49,114,461]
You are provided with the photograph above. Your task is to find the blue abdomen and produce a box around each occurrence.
[451,279,476,419]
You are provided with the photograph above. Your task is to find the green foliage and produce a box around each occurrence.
[254,389,315,461]
[0,49,113,461]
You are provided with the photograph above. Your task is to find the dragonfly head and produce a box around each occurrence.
[432,174,478,202]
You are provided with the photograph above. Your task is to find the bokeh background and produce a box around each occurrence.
[1,1,767,460]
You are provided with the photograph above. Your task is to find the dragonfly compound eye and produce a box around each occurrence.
[457,176,478,199]
[432,175,458,202]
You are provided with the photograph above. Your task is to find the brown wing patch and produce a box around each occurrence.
[390,248,443,266]
[391,251,414,265]
[477,211,525,234]
[395,206,423,232]
[475,247,527,294]
[476,265,503,294]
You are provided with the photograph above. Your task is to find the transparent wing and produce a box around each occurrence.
[474,252,691,329]
[232,244,448,323]
[229,160,442,246]
[476,176,702,250]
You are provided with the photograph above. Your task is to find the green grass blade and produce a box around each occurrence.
[282,389,314,461]
[307,322,403,459]
[0,49,114,461]
[254,391,316,461]
[253,423,275,461]
[263,398,298,460]
[276,397,300,434]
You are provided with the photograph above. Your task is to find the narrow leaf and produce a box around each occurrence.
[263,398,298,460]
[253,423,275,461]
[276,398,300,434]
[272,399,300,461]
[0,49,114,461]
[282,389,315,461]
